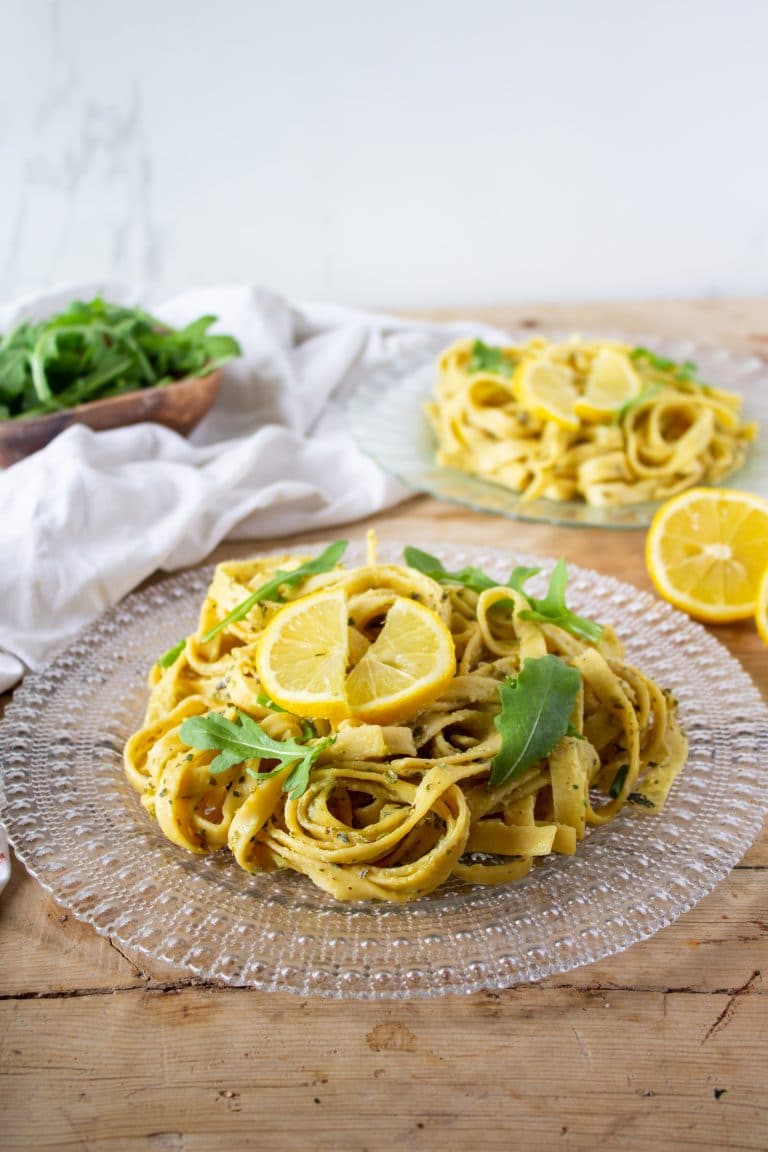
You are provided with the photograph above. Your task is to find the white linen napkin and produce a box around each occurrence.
[0,284,493,693]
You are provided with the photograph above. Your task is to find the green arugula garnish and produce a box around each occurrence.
[490,654,581,789]
[0,297,241,419]
[609,763,629,799]
[404,546,539,597]
[157,639,187,669]
[256,693,316,740]
[630,346,699,383]
[517,560,603,643]
[200,540,349,644]
[404,548,601,644]
[256,692,287,713]
[179,709,334,800]
[615,382,663,423]
[466,340,516,378]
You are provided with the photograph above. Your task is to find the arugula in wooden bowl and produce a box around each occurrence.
[0,297,241,465]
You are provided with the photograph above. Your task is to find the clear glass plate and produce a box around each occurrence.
[1,540,767,999]
[346,331,768,528]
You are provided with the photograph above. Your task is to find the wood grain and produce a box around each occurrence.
[1,300,766,1152]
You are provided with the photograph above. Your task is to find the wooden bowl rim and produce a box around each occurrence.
[0,367,222,433]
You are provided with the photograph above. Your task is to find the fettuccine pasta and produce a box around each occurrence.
[428,337,757,507]
[125,544,688,902]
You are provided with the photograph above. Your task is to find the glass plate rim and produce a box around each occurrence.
[1,539,767,999]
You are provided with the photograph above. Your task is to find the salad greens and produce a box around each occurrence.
[0,297,241,420]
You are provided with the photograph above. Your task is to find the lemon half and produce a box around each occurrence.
[646,488,768,622]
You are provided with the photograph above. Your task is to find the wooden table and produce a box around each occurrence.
[1,302,766,1151]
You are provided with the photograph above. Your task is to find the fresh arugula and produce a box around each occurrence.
[157,639,187,669]
[466,340,516,378]
[404,546,539,597]
[517,559,604,643]
[200,540,348,644]
[630,346,699,383]
[404,548,602,644]
[490,654,581,788]
[609,763,629,799]
[0,297,241,419]
[179,709,334,800]
[256,692,317,740]
[615,382,663,423]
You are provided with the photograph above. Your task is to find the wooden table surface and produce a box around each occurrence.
[1,301,766,1151]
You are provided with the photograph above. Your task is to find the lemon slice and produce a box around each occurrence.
[256,588,350,720]
[516,360,579,430]
[646,488,768,622]
[756,565,768,646]
[573,348,641,423]
[256,589,456,723]
[345,598,456,723]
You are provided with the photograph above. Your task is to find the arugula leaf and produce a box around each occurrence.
[200,540,348,643]
[0,297,241,420]
[157,639,187,668]
[609,763,629,799]
[490,654,581,788]
[517,560,603,643]
[404,546,540,596]
[257,692,316,740]
[179,709,334,800]
[467,340,516,378]
[405,549,602,644]
[630,346,700,383]
[256,692,287,712]
[615,382,663,423]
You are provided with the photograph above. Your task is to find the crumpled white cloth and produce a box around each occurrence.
[0,283,492,693]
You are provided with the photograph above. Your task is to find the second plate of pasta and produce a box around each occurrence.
[346,330,768,528]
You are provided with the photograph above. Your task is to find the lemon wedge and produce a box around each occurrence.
[573,348,641,423]
[256,589,456,723]
[646,488,768,622]
[516,360,579,430]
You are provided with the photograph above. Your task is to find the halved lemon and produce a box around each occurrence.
[516,360,579,430]
[646,488,768,622]
[756,565,768,646]
[256,589,456,723]
[573,348,640,423]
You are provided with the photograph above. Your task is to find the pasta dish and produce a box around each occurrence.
[124,537,688,902]
[428,337,757,507]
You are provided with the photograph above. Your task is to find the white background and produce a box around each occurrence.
[1,0,766,308]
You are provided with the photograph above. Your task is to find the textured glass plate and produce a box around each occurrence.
[1,540,767,999]
[346,331,768,528]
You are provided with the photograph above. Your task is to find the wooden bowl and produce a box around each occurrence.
[0,370,222,468]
